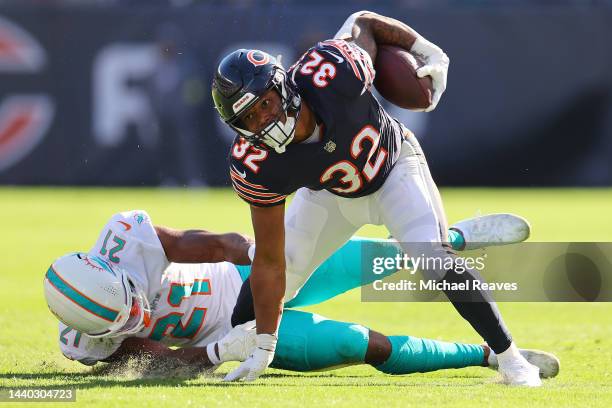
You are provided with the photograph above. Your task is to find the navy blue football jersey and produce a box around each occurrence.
[229,39,405,207]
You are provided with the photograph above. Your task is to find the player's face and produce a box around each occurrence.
[240,88,285,134]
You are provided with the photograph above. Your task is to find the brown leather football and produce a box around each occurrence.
[373,45,433,110]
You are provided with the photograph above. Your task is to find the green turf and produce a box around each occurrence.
[1,187,611,407]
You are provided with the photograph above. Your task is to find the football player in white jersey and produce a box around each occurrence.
[44,210,559,381]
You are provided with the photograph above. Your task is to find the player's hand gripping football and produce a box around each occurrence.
[223,333,277,382]
[410,36,450,112]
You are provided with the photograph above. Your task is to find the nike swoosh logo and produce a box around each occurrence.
[322,50,344,64]
[231,165,247,179]
[117,221,132,231]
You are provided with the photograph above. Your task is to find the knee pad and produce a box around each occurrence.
[284,193,329,270]
[284,225,315,273]
[283,225,317,301]
[332,322,369,361]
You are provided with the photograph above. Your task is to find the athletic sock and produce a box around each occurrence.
[493,342,523,366]
[375,335,484,375]
[442,267,513,354]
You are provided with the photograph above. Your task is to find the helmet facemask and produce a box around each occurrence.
[87,270,150,338]
[229,67,301,154]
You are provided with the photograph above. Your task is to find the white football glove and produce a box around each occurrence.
[223,333,277,382]
[411,36,450,112]
[206,321,256,365]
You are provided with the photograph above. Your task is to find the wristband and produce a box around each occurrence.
[206,342,222,365]
[410,36,445,60]
[256,333,278,352]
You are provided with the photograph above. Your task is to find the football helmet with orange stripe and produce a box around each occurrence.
[212,49,301,153]
[43,253,150,338]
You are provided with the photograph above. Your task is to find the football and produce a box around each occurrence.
[373,45,433,110]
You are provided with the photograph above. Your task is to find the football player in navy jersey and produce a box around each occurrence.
[211,11,541,385]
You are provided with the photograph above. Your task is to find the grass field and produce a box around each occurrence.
[1,187,611,407]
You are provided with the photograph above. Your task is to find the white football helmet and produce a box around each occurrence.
[43,253,150,338]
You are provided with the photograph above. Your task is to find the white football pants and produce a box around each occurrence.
[283,132,450,301]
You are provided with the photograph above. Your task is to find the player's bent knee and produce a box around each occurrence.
[401,242,452,280]
[332,322,369,361]
[272,310,369,371]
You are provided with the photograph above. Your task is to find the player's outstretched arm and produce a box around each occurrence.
[339,11,449,112]
[224,204,285,382]
[154,225,253,265]
[102,321,257,368]
[247,204,286,335]
[102,337,214,367]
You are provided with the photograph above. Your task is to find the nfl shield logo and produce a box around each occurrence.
[324,140,336,153]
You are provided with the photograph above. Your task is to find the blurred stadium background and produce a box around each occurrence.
[1,1,612,407]
[0,0,611,187]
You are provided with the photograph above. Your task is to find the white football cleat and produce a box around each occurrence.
[498,356,542,387]
[450,213,531,250]
[487,347,560,379]
[486,345,559,386]
[515,349,560,379]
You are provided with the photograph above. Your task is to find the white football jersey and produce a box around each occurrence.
[58,210,244,365]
